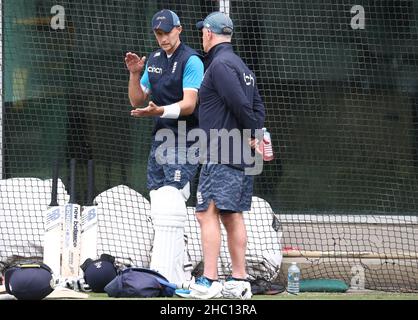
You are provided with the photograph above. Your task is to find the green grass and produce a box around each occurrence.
[86,291,418,300]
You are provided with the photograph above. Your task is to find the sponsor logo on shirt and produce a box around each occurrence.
[148,65,163,74]
[243,72,255,86]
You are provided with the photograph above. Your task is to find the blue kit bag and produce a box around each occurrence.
[104,267,176,298]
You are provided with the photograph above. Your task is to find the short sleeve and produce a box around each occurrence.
[140,63,151,94]
[183,55,204,91]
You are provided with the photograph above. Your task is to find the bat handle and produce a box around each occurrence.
[50,159,59,207]
[69,158,76,204]
[87,159,95,206]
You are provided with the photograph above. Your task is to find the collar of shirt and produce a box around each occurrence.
[204,42,233,68]
[163,42,184,60]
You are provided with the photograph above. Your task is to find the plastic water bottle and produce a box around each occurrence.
[287,262,300,294]
[256,127,274,161]
[262,127,274,161]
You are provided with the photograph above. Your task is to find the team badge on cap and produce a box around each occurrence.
[151,9,181,33]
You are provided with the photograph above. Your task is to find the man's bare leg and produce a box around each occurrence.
[196,200,221,280]
[221,213,248,279]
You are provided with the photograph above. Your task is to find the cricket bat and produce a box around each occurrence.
[43,159,63,277]
[80,159,98,263]
[61,158,82,278]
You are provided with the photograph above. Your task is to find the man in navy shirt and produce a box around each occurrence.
[125,9,204,287]
[187,12,265,299]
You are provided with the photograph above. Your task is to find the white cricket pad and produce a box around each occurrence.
[149,186,189,286]
[0,178,68,261]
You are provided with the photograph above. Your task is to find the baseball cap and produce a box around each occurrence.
[196,11,234,35]
[152,9,181,33]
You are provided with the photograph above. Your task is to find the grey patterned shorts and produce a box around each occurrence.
[147,140,199,191]
[196,163,254,213]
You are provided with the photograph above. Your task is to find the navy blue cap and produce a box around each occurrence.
[152,9,181,32]
[80,255,117,293]
[4,263,54,300]
[196,11,234,35]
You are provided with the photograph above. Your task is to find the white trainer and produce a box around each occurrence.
[222,279,252,300]
[189,276,223,299]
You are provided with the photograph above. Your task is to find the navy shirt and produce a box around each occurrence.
[198,43,265,168]
[141,43,203,141]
